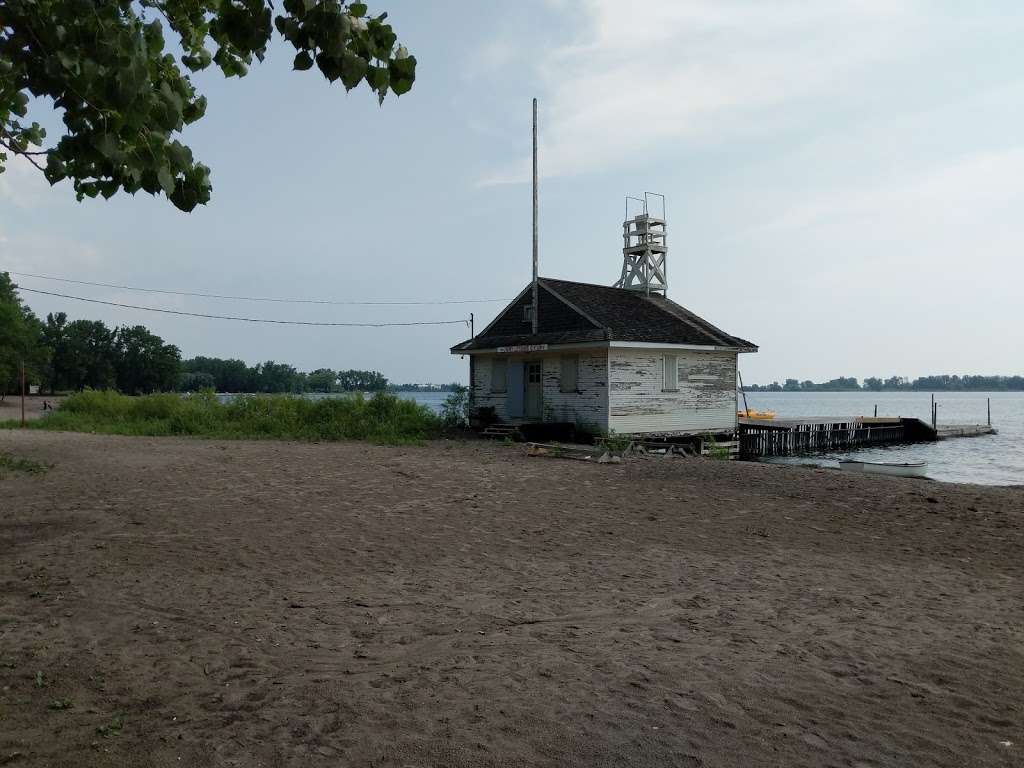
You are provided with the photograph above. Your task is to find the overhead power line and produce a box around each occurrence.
[18,288,470,327]
[7,270,509,306]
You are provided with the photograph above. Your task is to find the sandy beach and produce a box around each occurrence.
[1,431,1022,767]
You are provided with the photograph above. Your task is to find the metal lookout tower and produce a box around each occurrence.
[614,193,667,298]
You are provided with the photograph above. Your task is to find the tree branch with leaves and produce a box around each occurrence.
[0,0,415,211]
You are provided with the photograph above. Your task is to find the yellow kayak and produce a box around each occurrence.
[738,408,776,419]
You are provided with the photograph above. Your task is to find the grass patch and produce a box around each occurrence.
[6,390,443,444]
[0,454,49,475]
[595,429,631,452]
[97,714,125,739]
[702,433,732,461]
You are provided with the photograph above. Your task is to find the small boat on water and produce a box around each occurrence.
[839,460,928,478]
[738,408,776,419]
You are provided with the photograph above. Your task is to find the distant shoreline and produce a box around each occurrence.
[744,375,1022,393]
[743,388,1024,393]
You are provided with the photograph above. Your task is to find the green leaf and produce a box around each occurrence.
[293,51,314,71]
[349,3,367,16]
[389,55,415,95]
[157,167,175,195]
[167,140,193,168]
[45,153,67,182]
[13,92,29,118]
[91,133,120,159]
[339,51,367,89]
[98,179,120,199]
[366,65,388,90]
[56,50,78,73]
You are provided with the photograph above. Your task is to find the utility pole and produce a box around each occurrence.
[532,97,539,336]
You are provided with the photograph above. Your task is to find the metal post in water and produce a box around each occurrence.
[987,397,991,426]
[737,368,750,417]
[874,404,877,417]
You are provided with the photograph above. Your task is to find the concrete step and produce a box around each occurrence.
[481,423,516,438]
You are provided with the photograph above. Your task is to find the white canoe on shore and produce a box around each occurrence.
[839,460,928,478]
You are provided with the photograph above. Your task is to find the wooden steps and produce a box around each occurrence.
[481,422,517,439]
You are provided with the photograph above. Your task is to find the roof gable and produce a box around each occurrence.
[543,279,753,348]
[452,278,756,352]
[478,282,600,339]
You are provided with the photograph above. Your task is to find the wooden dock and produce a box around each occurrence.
[738,416,996,457]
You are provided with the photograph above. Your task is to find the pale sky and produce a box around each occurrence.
[2,0,1022,385]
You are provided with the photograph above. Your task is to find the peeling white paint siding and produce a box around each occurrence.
[471,355,509,421]
[469,351,609,428]
[609,349,737,434]
[538,350,608,430]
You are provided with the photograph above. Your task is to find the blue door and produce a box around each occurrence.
[507,360,524,418]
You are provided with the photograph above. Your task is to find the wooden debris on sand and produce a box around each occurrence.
[525,443,596,461]
[525,441,691,462]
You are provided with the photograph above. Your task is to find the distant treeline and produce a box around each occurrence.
[745,375,1024,392]
[388,383,462,392]
[181,358,388,393]
[1,273,399,397]
[2,271,180,396]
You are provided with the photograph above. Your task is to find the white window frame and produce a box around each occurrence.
[491,358,507,393]
[560,354,579,393]
[663,354,678,392]
[526,360,542,384]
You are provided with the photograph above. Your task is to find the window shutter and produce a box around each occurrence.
[560,355,578,392]
[663,355,678,391]
[491,358,507,393]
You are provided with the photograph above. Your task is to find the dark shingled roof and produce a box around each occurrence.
[451,278,756,352]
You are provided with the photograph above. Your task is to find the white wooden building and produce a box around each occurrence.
[450,211,757,437]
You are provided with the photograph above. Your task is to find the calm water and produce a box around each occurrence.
[397,391,449,414]
[214,391,452,413]
[738,391,1024,486]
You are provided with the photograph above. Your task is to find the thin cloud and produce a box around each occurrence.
[0,233,108,274]
[768,147,1024,235]
[479,0,919,185]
